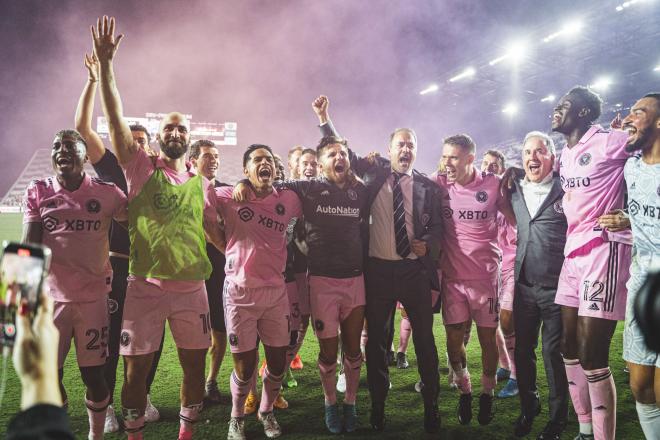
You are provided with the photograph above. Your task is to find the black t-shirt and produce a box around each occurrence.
[280,177,368,278]
[92,149,130,255]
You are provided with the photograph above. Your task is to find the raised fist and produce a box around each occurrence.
[312,95,329,121]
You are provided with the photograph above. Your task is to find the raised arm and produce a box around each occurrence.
[92,16,135,165]
[74,52,106,164]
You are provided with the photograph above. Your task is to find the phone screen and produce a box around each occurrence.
[0,243,50,347]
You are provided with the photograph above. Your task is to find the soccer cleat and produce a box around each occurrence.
[414,380,424,393]
[370,401,385,431]
[536,420,566,440]
[259,359,267,377]
[227,417,246,440]
[396,352,409,369]
[258,411,282,438]
[324,404,342,434]
[424,403,440,433]
[104,405,120,433]
[497,378,519,398]
[205,379,222,404]
[244,391,259,415]
[283,369,298,388]
[343,403,358,433]
[144,394,160,423]
[273,393,289,410]
[477,393,495,425]
[290,354,303,370]
[573,434,595,440]
[457,393,473,425]
[336,372,347,393]
[496,367,511,382]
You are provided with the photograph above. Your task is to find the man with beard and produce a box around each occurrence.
[216,144,302,440]
[93,17,222,440]
[313,95,443,434]
[481,150,519,399]
[551,86,632,440]
[500,132,569,439]
[73,51,162,432]
[434,135,516,427]
[188,140,231,406]
[619,93,660,439]
[22,129,128,440]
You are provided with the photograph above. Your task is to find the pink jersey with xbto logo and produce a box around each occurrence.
[497,213,517,271]
[558,125,632,256]
[433,169,502,280]
[23,174,127,302]
[216,186,302,288]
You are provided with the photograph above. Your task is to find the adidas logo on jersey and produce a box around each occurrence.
[588,303,600,311]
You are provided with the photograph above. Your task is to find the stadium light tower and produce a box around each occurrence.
[541,94,556,103]
[589,76,613,91]
[449,67,476,82]
[419,84,439,95]
[489,40,528,66]
[542,19,583,43]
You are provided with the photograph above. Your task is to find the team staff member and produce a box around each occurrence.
[73,51,161,432]
[313,95,443,434]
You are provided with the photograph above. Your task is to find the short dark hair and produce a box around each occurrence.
[389,128,417,145]
[54,129,87,149]
[189,139,216,160]
[483,149,505,169]
[316,136,348,157]
[443,134,476,154]
[288,145,303,159]
[129,124,151,143]
[568,86,602,123]
[243,144,274,167]
[642,92,660,113]
[300,148,317,157]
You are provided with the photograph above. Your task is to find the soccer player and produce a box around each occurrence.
[73,52,162,432]
[188,140,230,405]
[434,134,516,426]
[93,17,222,440]
[314,95,443,434]
[287,146,303,179]
[551,86,632,440]
[22,129,128,440]
[481,150,519,398]
[216,144,302,440]
[619,93,660,439]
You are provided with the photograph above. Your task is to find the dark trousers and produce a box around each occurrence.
[513,275,568,424]
[105,256,164,401]
[365,257,439,405]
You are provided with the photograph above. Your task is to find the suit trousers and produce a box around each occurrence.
[513,275,568,424]
[365,257,439,405]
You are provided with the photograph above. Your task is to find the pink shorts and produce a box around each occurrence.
[224,280,290,353]
[499,267,515,312]
[441,277,499,328]
[309,275,366,339]
[555,240,631,321]
[119,279,211,356]
[54,296,109,368]
[286,281,301,331]
[294,272,310,316]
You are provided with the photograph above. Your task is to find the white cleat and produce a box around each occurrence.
[227,417,246,440]
[104,404,120,433]
[336,372,347,393]
[144,394,160,423]
[258,411,282,438]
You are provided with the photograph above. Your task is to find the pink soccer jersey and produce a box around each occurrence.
[23,174,127,302]
[216,186,302,288]
[559,125,632,256]
[433,169,502,280]
[497,213,517,272]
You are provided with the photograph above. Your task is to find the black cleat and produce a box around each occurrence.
[514,401,540,437]
[536,420,566,440]
[396,352,409,369]
[457,393,472,425]
[370,401,385,431]
[423,403,440,433]
[387,350,396,367]
[477,393,494,425]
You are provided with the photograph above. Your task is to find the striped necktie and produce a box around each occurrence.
[392,172,411,258]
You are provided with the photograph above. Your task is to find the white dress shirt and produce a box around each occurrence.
[519,172,554,218]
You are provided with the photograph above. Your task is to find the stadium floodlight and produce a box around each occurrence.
[654,64,660,72]
[502,103,519,115]
[615,0,647,11]
[542,19,583,43]
[489,41,528,66]
[541,94,556,103]
[589,76,613,91]
[419,84,439,95]
[449,67,476,82]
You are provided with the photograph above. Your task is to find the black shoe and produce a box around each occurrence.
[457,393,472,425]
[370,401,385,431]
[396,352,409,369]
[536,420,566,440]
[477,393,494,425]
[423,403,440,433]
[514,402,541,437]
[387,350,396,366]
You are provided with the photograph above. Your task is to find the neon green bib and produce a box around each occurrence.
[128,168,211,280]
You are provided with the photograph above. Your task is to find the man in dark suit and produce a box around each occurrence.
[502,131,569,440]
[312,95,443,433]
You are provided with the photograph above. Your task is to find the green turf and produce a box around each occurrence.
[0,214,643,438]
